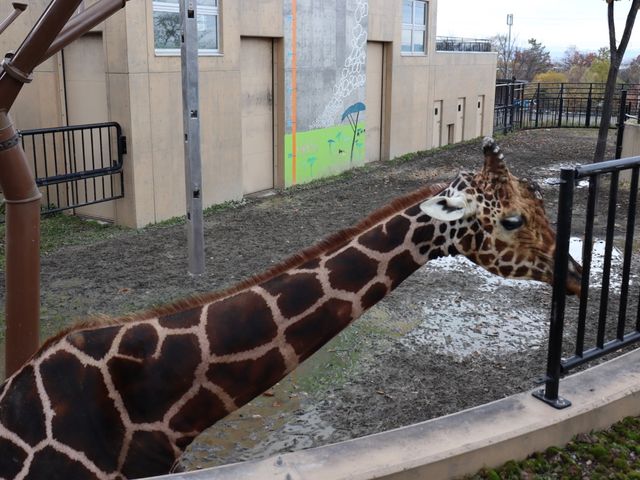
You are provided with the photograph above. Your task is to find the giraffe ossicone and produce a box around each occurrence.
[0,138,581,479]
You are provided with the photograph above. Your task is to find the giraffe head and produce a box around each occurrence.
[420,137,582,295]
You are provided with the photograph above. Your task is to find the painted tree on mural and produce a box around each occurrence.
[594,0,640,162]
[341,102,366,165]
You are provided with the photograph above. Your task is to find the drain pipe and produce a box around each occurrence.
[0,112,41,376]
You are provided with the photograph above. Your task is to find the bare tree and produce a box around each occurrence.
[491,34,518,79]
[594,0,640,162]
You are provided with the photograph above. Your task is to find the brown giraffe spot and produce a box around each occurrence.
[207,348,286,406]
[478,253,496,264]
[263,272,324,318]
[326,247,378,293]
[0,365,46,446]
[433,235,446,246]
[358,215,411,253]
[41,351,124,472]
[109,334,201,423]
[121,430,176,479]
[169,387,227,434]
[459,233,474,251]
[387,251,421,289]
[428,248,445,260]
[404,204,422,216]
[119,323,160,359]
[0,438,27,478]
[515,266,530,277]
[67,325,121,360]
[438,223,447,234]
[159,305,203,329]
[411,224,435,246]
[27,446,97,479]
[361,283,388,310]
[495,239,508,251]
[206,291,278,356]
[499,265,514,276]
[502,250,514,262]
[284,299,353,361]
[300,257,321,269]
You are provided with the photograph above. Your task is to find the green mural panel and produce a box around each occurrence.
[285,123,365,187]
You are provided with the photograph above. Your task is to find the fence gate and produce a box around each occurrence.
[1,122,126,222]
[534,156,640,408]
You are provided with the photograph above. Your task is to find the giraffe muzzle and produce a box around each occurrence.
[565,255,583,296]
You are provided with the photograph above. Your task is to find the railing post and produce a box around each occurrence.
[535,83,541,128]
[533,167,575,409]
[585,83,593,128]
[558,84,564,128]
[615,90,627,159]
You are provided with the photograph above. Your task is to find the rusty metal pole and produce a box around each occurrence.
[0,3,28,37]
[0,113,41,376]
[0,0,82,376]
[0,0,131,377]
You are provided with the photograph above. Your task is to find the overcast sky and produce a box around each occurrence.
[436,0,640,60]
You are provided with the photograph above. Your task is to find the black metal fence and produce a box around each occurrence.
[534,156,640,408]
[494,82,640,135]
[0,122,126,221]
[435,37,492,52]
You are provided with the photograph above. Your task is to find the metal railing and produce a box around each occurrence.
[494,82,640,135]
[1,122,126,220]
[534,156,640,408]
[435,36,492,53]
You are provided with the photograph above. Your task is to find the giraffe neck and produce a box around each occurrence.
[0,184,461,479]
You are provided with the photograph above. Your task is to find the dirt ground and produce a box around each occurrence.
[0,128,628,471]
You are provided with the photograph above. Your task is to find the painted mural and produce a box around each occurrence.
[284,0,369,187]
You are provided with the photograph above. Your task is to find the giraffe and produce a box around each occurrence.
[0,137,581,479]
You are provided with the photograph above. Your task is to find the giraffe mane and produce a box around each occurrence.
[36,181,449,354]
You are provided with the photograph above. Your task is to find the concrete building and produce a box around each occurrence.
[1,0,497,227]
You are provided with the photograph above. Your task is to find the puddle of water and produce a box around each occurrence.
[569,237,626,292]
[404,256,548,358]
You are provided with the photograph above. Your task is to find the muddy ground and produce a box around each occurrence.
[1,128,631,471]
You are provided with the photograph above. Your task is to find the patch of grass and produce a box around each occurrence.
[0,213,126,269]
[466,416,640,479]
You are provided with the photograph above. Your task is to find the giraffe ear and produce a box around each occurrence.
[420,193,473,221]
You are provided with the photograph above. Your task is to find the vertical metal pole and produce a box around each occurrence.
[535,83,541,128]
[586,83,593,128]
[180,0,205,275]
[615,90,627,160]
[533,167,575,409]
[558,84,564,128]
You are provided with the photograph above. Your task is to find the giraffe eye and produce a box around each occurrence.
[501,215,524,231]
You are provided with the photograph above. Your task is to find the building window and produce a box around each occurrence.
[153,0,219,55]
[402,0,427,55]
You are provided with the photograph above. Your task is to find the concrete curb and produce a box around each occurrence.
[152,348,640,480]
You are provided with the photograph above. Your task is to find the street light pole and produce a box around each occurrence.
[506,13,513,80]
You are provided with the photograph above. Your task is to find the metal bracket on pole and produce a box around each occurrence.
[0,3,28,37]
[181,0,205,275]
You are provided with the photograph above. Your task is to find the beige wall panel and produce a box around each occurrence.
[365,42,384,163]
[199,70,243,206]
[125,0,150,74]
[432,52,497,140]
[241,38,274,194]
[148,72,187,220]
[11,72,62,130]
[388,65,430,158]
[108,73,135,227]
[105,8,129,74]
[240,0,283,38]
[368,0,396,42]
[125,72,156,227]
[64,33,115,221]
